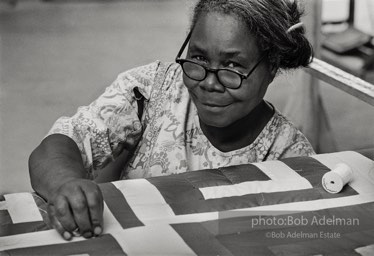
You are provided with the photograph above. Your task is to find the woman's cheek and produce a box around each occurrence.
[182,74,197,89]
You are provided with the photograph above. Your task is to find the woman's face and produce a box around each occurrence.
[184,12,275,128]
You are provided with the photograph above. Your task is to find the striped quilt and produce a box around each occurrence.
[1,151,374,255]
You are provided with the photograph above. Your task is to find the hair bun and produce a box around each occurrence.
[278,0,313,69]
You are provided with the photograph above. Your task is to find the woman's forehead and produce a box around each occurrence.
[189,12,260,57]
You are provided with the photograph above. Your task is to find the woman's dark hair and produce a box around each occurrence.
[190,0,313,71]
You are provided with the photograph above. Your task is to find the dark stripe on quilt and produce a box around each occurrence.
[280,156,358,195]
[0,221,47,237]
[147,164,270,214]
[148,164,270,190]
[99,183,143,229]
[0,210,12,226]
[171,222,235,256]
[148,157,357,215]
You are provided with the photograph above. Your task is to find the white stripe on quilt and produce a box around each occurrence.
[112,224,196,256]
[102,202,123,234]
[112,179,175,224]
[4,193,42,224]
[200,161,312,200]
[0,230,83,251]
[313,151,374,194]
[253,160,306,181]
[200,179,312,200]
[355,244,374,256]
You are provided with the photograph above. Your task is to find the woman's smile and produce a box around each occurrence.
[200,101,231,112]
[202,102,230,107]
[198,97,232,108]
[190,91,232,112]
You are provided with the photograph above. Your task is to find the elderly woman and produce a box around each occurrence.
[29,0,314,240]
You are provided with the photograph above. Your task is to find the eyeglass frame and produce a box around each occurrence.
[175,30,267,89]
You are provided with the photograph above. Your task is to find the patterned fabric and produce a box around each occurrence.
[48,61,315,179]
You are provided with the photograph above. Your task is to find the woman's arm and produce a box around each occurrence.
[29,134,88,197]
[94,146,132,183]
[29,134,104,240]
[28,62,162,240]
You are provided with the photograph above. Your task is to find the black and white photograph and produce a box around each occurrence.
[1,0,374,255]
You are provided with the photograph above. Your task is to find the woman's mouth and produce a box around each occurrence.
[189,92,231,111]
[199,101,232,112]
[202,102,229,107]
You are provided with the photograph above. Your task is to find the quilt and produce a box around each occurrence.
[1,151,374,255]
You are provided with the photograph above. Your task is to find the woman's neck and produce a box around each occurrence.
[199,100,274,152]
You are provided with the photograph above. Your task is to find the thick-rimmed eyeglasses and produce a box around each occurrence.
[175,31,266,89]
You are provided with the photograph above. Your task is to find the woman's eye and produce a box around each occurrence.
[227,62,241,69]
[192,56,207,63]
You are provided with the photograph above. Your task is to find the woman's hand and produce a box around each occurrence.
[47,178,104,240]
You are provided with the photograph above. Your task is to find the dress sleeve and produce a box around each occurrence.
[266,111,316,160]
[47,61,162,178]
[278,131,316,159]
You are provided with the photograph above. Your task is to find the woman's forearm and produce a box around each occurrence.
[29,134,88,200]
[29,134,105,240]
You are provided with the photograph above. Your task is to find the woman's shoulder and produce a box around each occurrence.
[249,105,306,149]
[112,61,183,99]
[116,61,181,82]
[268,108,315,157]
[269,108,300,133]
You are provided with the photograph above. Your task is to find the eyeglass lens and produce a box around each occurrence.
[182,62,242,89]
[183,62,206,80]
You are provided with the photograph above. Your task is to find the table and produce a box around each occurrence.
[1,151,374,255]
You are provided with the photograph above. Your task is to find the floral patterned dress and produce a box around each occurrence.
[48,61,315,179]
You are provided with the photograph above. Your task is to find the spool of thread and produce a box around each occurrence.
[322,163,353,194]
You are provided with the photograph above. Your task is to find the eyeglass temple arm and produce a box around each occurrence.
[175,30,192,61]
[243,54,267,78]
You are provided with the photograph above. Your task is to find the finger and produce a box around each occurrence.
[53,195,78,232]
[69,189,94,238]
[84,187,104,236]
[47,204,72,241]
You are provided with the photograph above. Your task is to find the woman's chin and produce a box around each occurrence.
[198,115,232,128]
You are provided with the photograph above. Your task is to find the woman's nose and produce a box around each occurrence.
[200,71,225,92]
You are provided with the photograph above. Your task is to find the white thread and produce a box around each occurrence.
[322,163,353,194]
[72,228,81,237]
[287,22,303,33]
